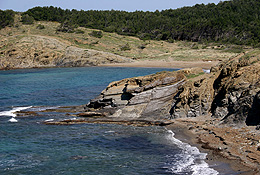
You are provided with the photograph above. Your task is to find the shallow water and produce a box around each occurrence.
[0,67,222,174]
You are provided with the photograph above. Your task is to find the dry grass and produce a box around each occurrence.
[0,16,249,62]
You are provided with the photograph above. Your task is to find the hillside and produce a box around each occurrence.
[22,0,260,45]
[0,17,243,70]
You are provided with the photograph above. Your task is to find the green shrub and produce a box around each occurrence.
[223,45,244,53]
[36,24,45,29]
[74,29,85,34]
[56,20,76,33]
[120,43,131,51]
[138,44,146,49]
[185,72,204,79]
[89,31,103,38]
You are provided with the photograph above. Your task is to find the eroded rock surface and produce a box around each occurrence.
[171,52,260,127]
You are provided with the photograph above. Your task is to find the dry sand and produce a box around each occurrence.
[101,60,219,69]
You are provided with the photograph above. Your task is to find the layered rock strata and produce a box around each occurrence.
[86,70,189,120]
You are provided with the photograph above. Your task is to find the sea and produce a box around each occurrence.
[0,67,236,175]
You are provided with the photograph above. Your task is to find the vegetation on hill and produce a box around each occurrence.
[0,9,15,29]
[21,0,260,46]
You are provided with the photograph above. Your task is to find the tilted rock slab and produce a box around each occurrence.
[86,71,187,120]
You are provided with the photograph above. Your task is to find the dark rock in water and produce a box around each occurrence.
[77,112,105,117]
[255,125,260,130]
[44,118,173,126]
[15,111,39,116]
[87,98,116,109]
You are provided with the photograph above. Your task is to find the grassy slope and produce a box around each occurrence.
[0,16,252,63]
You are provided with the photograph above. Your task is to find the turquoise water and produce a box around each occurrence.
[0,67,222,174]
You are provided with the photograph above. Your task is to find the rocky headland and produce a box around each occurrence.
[40,51,260,173]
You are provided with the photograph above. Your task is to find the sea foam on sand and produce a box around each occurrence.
[165,130,219,175]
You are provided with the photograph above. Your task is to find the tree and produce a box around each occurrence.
[21,14,34,24]
[56,20,76,33]
[0,10,15,29]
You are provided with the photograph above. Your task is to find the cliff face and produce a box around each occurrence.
[171,52,260,127]
[211,54,260,126]
[0,35,131,70]
[170,73,215,118]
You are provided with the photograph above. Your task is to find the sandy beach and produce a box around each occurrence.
[101,60,219,69]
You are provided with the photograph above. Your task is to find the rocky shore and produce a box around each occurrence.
[17,50,260,173]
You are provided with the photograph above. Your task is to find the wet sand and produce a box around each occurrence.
[166,118,259,175]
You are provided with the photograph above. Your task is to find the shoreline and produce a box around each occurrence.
[166,119,259,175]
[0,60,219,71]
[18,105,259,174]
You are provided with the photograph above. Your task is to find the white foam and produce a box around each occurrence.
[45,119,54,122]
[29,106,60,112]
[166,130,219,175]
[0,106,32,123]
[9,117,18,122]
[0,106,32,117]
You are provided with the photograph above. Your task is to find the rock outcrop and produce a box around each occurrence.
[170,73,215,118]
[171,52,260,127]
[0,35,132,69]
[85,70,188,120]
[211,54,260,126]
[79,51,260,128]
[39,50,260,128]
